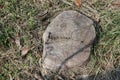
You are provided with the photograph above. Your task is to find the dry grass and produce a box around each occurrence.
[0,0,120,80]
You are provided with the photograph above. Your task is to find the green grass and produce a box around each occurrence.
[0,0,120,80]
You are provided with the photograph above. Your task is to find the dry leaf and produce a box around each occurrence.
[15,33,21,48]
[75,0,82,7]
[21,47,30,57]
[21,44,35,57]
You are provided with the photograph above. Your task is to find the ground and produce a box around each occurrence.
[0,0,120,80]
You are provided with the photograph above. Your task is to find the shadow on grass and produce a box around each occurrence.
[76,68,120,80]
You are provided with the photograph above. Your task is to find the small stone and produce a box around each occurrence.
[41,10,96,74]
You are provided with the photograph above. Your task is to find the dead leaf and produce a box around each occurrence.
[21,47,30,57]
[15,33,21,49]
[21,44,35,57]
[75,0,82,7]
